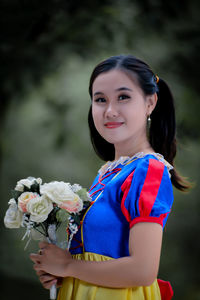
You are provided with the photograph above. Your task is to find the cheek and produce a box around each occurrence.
[92,107,106,137]
[136,112,147,130]
[126,108,146,127]
[92,106,102,125]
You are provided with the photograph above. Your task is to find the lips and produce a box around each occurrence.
[104,122,124,128]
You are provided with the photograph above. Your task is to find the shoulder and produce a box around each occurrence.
[121,154,172,192]
[134,153,172,179]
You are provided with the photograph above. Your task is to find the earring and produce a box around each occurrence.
[147,115,151,126]
[147,115,151,138]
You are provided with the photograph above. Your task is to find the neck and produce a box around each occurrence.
[114,139,154,160]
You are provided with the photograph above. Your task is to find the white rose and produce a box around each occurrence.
[4,199,23,228]
[15,177,42,192]
[18,192,39,213]
[40,181,83,213]
[27,195,53,223]
[8,198,17,205]
[71,183,82,193]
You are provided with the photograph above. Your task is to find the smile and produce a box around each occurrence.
[104,122,124,129]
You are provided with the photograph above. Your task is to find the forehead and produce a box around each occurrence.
[92,69,139,93]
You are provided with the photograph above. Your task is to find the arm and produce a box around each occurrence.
[69,222,162,287]
[30,222,163,288]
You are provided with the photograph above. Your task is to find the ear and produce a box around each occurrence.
[146,93,158,116]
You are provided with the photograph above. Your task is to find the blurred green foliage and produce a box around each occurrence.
[0,0,200,299]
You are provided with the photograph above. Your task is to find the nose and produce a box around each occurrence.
[105,102,119,119]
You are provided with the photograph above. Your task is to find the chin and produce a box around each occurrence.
[103,137,124,145]
[99,131,125,145]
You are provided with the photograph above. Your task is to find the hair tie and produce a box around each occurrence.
[155,75,159,84]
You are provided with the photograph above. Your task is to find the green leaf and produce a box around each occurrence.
[76,188,90,202]
[71,213,81,226]
[11,189,23,201]
[83,200,91,208]
[23,185,31,192]
[56,209,69,222]
[30,181,40,193]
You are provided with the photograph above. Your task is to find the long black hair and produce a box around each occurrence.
[88,54,189,191]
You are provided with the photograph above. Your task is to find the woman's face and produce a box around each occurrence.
[91,69,155,153]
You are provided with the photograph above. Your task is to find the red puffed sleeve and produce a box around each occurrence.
[121,158,173,228]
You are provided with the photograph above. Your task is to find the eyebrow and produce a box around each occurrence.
[116,87,133,92]
[93,87,133,96]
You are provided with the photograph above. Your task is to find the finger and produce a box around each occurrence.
[57,278,63,287]
[36,270,46,276]
[33,263,43,271]
[30,253,41,263]
[39,241,48,248]
[43,279,57,290]
[39,273,56,284]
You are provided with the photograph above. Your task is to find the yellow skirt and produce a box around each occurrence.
[57,252,161,300]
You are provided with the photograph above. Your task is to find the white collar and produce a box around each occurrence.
[98,152,173,177]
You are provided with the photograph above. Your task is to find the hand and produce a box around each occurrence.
[36,270,63,289]
[30,241,72,277]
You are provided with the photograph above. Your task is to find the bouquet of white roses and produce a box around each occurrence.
[4,176,91,299]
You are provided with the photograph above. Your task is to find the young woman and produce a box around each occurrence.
[30,55,189,300]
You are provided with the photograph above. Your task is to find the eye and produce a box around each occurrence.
[94,97,106,103]
[118,94,131,101]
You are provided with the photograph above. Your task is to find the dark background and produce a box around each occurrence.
[1,1,200,299]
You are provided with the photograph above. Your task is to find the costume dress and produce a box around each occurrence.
[57,153,174,300]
